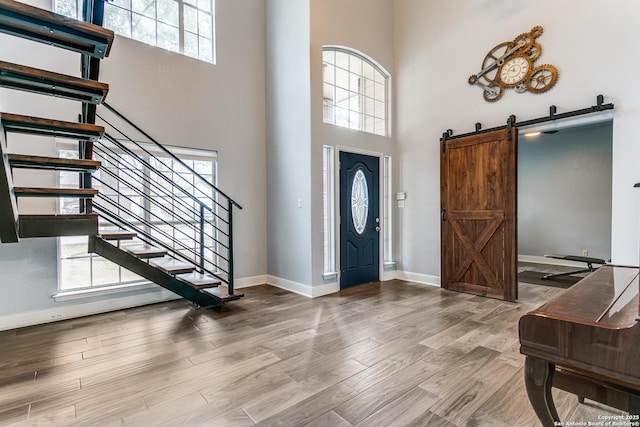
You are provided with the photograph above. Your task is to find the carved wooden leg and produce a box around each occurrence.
[524,356,561,427]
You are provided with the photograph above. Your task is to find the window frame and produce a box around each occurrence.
[322,46,390,137]
[56,141,218,292]
[383,155,393,265]
[322,145,336,277]
[54,0,216,64]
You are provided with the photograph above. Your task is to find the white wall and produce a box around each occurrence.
[0,0,266,327]
[394,0,640,279]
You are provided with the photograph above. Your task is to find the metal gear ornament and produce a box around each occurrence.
[469,26,558,102]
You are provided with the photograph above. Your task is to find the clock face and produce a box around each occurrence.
[499,56,531,86]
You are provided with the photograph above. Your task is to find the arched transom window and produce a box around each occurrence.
[323,46,389,136]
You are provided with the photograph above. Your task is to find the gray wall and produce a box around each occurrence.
[518,123,613,261]
[265,0,313,285]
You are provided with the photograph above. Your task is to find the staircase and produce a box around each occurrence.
[0,0,110,242]
[0,0,243,308]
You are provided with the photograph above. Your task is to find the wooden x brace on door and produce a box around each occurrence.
[448,210,505,288]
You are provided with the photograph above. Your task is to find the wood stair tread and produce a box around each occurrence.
[13,187,98,197]
[0,0,114,58]
[18,213,97,238]
[123,244,167,259]
[0,60,108,104]
[19,213,98,219]
[201,287,244,302]
[8,154,101,172]
[149,257,196,275]
[99,230,137,240]
[1,112,104,140]
[175,272,221,288]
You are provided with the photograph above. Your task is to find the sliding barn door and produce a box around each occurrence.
[440,129,517,302]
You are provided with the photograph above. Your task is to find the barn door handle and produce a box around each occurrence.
[441,209,447,222]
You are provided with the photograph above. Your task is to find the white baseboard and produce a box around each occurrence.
[395,271,440,287]
[234,274,268,289]
[266,275,339,298]
[0,274,268,331]
[0,290,180,332]
[518,254,589,268]
[382,269,396,281]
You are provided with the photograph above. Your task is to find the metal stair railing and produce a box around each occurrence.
[90,104,242,293]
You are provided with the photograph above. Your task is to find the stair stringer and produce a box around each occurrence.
[0,118,19,242]
[89,235,223,308]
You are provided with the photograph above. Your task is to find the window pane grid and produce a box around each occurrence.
[323,47,389,136]
[55,0,215,63]
[57,147,217,291]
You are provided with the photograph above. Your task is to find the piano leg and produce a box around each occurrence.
[630,396,640,417]
[524,356,561,427]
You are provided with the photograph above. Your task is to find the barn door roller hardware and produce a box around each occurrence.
[441,94,614,142]
[506,115,516,140]
[440,129,453,152]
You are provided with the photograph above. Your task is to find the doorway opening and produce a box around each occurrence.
[517,117,613,286]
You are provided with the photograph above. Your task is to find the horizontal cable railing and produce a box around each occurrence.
[90,104,241,292]
[101,102,242,210]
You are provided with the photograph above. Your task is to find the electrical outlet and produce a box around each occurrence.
[582,249,589,256]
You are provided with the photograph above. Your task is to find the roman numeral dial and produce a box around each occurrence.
[498,56,531,87]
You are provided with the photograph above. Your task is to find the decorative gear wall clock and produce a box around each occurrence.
[468,26,558,102]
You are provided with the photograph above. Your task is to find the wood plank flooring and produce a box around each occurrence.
[0,278,623,426]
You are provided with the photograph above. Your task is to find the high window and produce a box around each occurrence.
[55,0,215,63]
[322,46,389,136]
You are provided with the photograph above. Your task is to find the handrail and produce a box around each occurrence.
[91,155,230,253]
[98,131,230,216]
[89,103,240,293]
[101,102,243,210]
[94,202,230,284]
[93,137,231,231]
[93,192,230,267]
[92,167,228,254]
[92,170,231,277]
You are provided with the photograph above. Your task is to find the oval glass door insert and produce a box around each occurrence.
[351,169,369,234]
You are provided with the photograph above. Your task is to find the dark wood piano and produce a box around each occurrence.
[519,265,640,426]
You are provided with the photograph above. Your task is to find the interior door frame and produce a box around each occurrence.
[335,146,384,287]
[516,111,615,266]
